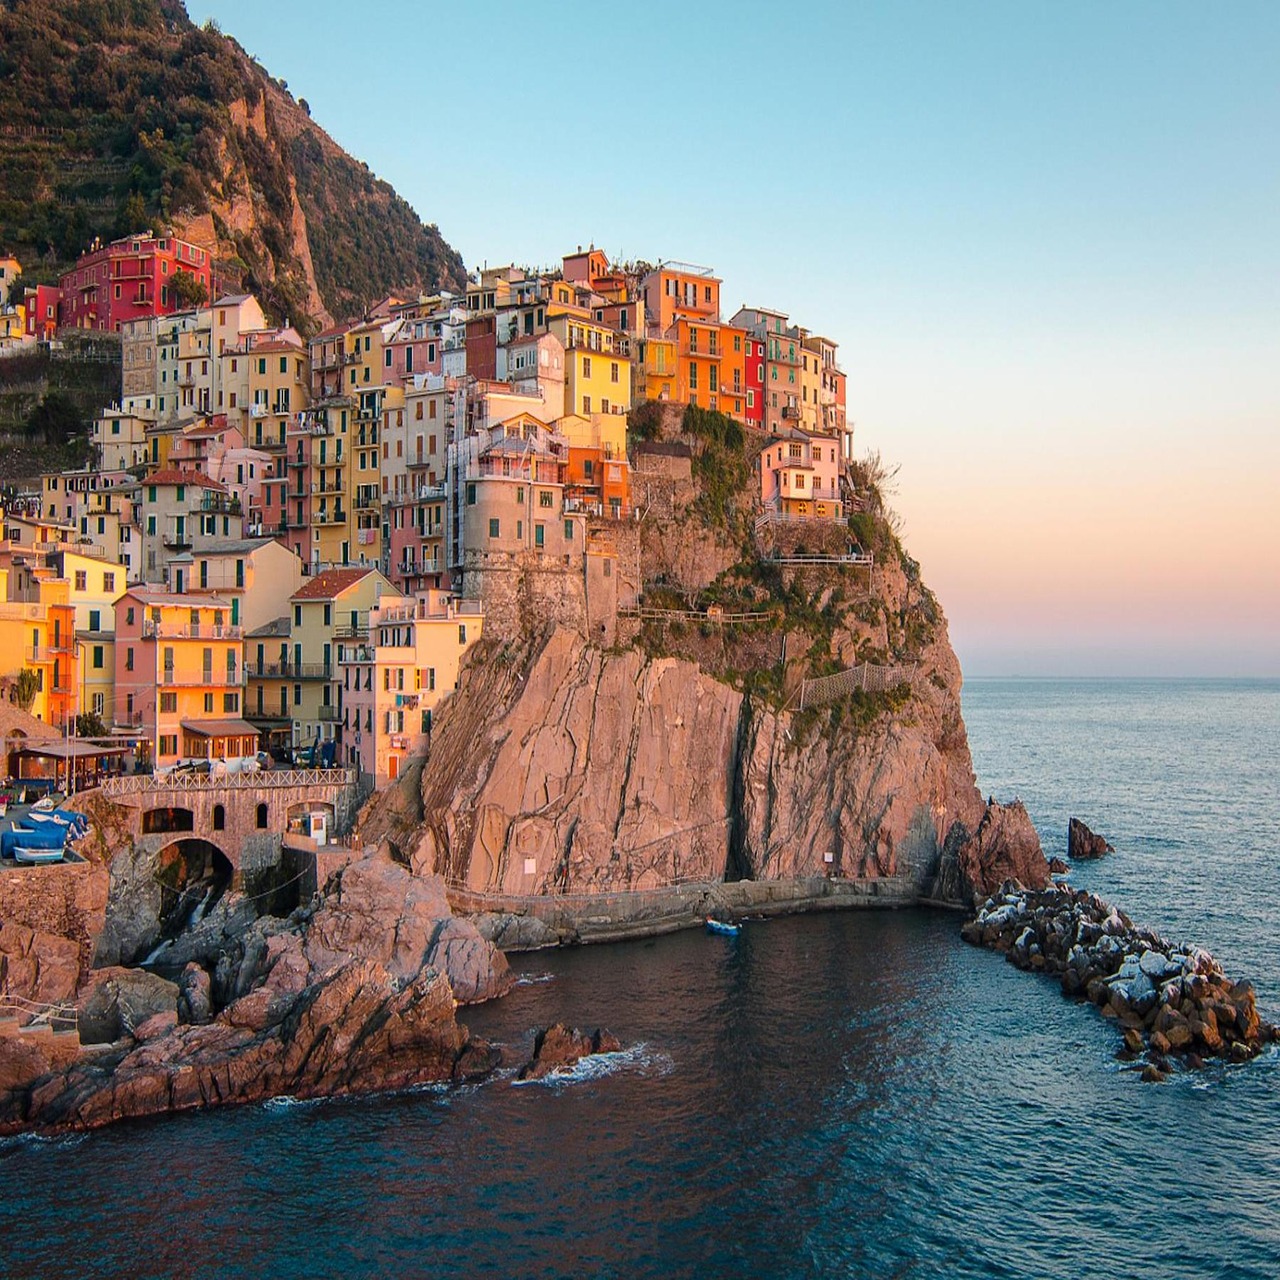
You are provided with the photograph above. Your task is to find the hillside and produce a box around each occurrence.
[0,0,465,330]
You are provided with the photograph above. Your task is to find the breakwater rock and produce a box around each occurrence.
[962,883,1277,1075]
[0,853,511,1134]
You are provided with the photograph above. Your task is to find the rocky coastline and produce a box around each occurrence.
[0,853,509,1134]
[962,881,1277,1079]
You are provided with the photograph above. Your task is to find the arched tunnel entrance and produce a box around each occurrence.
[153,838,233,947]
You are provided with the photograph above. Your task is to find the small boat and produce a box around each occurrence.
[12,846,65,865]
[705,917,741,937]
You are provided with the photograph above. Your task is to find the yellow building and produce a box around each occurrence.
[348,388,388,565]
[339,591,483,786]
[548,312,632,418]
[288,567,400,757]
[0,570,78,730]
[635,333,677,404]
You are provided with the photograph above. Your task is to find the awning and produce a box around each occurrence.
[179,719,263,738]
[15,741,132,760]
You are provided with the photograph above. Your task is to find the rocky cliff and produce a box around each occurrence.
[384,406,1048,910]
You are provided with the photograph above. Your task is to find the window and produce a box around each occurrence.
[294,605,302,626]
[582,396,592,414]
[204,693,214,713]
[104,572,115,592]
[223,692,239,712]
[89,609,101,632]
[515,487,524,504]
[458,624,467,644]
[160,734,178,757]
[535,523,544,548]
[488,518,500,538]
[92,644,103,669]
[256,803,268,829]
[160,692,177,713]
[582,357,592,378]
[323,604,332,626]
[564,520,574,541]
[213,805,225,831]
[704,285,712,302]
[611,362,619,384]
[539,491,553,508]
[689,365,698,390]
[125,647,134,671]
[74,570,87,590]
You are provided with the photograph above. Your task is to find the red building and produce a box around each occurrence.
[23,284,60,341]
[744,335,765,431]
[58,233,213,333]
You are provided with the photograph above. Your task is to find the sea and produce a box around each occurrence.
[2,678,1277,1279]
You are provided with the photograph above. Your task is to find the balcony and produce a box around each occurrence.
[339,645,375,664]
[313,509,347,525]
[781,405,802,421]
[333,614,369,639]
[245,662,332,680]
[162,533,193,551]
[142,621,243,640]
[354,487,381,510]
[317,705,340,721]
[159,671,242,687]
[195,494,242,515]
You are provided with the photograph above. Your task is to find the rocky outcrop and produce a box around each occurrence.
[0,852,510,1134]
[77,968,178,1046]
[931,800,1050,905]
[1068,817,1114,860]
[516,1025,622,1081]
[962,883,1277,1074]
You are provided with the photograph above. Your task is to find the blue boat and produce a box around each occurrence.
[705,917,741,937]
[2,826,67,857]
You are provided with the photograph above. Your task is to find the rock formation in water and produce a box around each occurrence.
[962,882,1277,1076]
[1068,817,1114,860]
[0,852,508,1134]
[516,1024,623,1082]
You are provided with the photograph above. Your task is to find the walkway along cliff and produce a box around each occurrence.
[363,403,1049,944]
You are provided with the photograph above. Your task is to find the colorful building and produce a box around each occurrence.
[58,233,213,333]
[112,585,249,767]
[339,591,483,786]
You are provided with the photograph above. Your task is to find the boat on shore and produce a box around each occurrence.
[12,847,65,865]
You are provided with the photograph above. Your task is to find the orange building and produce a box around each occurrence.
[641,262,721,333]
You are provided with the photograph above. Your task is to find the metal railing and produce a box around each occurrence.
[245,662,331,679]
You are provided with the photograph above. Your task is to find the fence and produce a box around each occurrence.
[798,662,918,709]
[101,768,356,797]
[619,606,775,624]
[0,992,78,1031]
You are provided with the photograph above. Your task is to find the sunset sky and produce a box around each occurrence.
[198,0,1279,676]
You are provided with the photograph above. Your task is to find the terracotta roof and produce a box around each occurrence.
[179,718,262,738]
[292,567,379,600]
[144,468,228,492]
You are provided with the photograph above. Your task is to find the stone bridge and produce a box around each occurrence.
[96,768,364,885]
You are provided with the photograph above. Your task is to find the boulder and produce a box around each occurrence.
[516,1024,623,1082]
[77,968,179,1045]
[176,964,213,1026]
[1068,818,1113,860]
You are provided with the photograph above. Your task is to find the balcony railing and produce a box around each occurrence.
[142,621,242,640]
[245,662,332,680]
[317,705,340,721]
[333,614,369,639]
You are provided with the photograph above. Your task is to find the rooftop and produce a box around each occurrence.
[292,567,381,601]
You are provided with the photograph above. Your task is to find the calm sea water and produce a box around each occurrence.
[2,679,1277,1279]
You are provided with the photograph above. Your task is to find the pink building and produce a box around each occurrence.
[758,428,843,521]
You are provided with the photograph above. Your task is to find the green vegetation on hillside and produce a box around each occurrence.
[0,0,465,327]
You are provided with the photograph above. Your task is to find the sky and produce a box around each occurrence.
[195,0,1279,676]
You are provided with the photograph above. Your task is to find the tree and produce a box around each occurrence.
[170,268,208,308]
[76,711,108,739]
[115,191,150,239]
[25,391,83,447]
[12,669,39,713]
